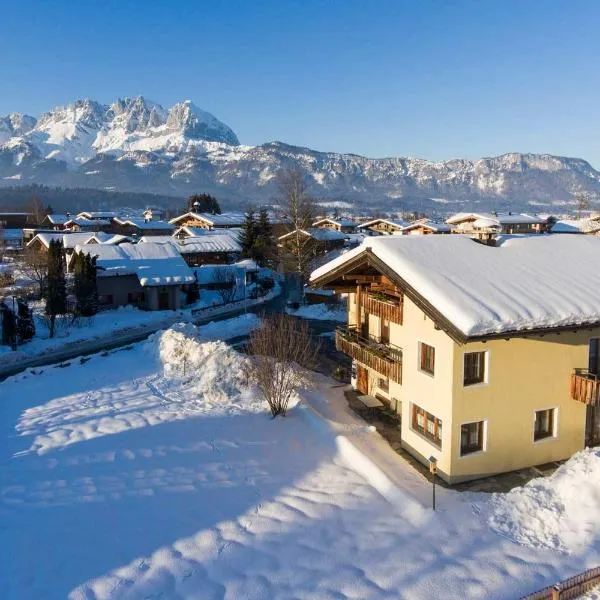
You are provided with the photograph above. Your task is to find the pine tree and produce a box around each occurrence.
[85,254,99,316]
[254,206,276,267]
[16,299,35,343]
[239,207,257,258]
[0,301,16,347]
[73,251,98,317]
[45,239,67,338]
[187,193,221,214]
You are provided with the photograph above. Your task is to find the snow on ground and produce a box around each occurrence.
[286,302,346,322]
[1,325,599,599]
[487,448,600,554]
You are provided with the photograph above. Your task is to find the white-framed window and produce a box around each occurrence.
[534,408,558,442]
[463,351,489,386]
[460,420,487,456]
[418,341,435,376]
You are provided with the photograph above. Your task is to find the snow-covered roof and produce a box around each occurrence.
[118,219,175,231]
[313,218,356,228]
[193,261,253,284]
[311,235,600,338]
[472,218,503,231]
[402,220,452,233]
[169,212,245,227]
[65,217,112,228]
[76,211,119,220]
[279,228,347,242]
[88,233,132,245]
[76,242,195,287]
[180,234,241,254]
[446,212,546,226]
[551,219,600,234]
[357,218,408,230]
[28,232,101,249]
[44,214,70,225]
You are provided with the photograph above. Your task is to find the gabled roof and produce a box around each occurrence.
[65,217,112,228]
[357,218,408,230]
[44,214,70,225]
[446,212,546,226]
[402,220,452,233]
[76,211,119,220]
[77,242,195,287]
[311,234,600,339]
[168,212,245,227]
[278,228,347,242]
[313,217,356,228]
[27,232,99,249]
[116,219,175,231]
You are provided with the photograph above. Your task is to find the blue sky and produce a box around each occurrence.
[2,0,599,166]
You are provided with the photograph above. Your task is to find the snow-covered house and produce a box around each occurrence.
[311,234,600,484]
[27,232,107,257]
[112,218,175,237]
[401,220,452,235]
[312,217,357,233]
[446,212,549,234]
[76,242,195,311]
[357,218,408,236]
[169,212,245,230]
[64,217,113,233]
[40,214,70,230]
[76,211,120,221]
[278,228,347,254]
[140,233,242,266]
[550,217,600,235]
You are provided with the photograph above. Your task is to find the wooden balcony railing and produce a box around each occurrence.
[571,369,600,406]
[363,293,403,325]
[335,326,402,383]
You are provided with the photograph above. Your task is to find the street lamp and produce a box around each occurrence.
[429,456,438,511]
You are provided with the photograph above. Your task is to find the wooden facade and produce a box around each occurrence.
[335,326,402,383]
[570,370,600,405]
[362,292,403,324]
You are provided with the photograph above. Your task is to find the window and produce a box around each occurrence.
[411,404,442,448]
[419,342,435,375]
[534,408,556,441]
[460,421,485,456]
[378,377,389,392]
[464,351,487,386]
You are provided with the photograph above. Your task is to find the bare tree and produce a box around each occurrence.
[29,196,46,226]
[247,314,320,417]
[213,267,238,304]
[20,246,48,298]
[278,169,316,280]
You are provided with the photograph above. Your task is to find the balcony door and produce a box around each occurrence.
[589,339,600,375]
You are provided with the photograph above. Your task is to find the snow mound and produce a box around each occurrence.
[286,303,346,322]
[150,324,255,409]
[488,448,600,553]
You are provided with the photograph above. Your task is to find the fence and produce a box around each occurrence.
[521,566,600,600]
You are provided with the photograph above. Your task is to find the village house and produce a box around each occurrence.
[169,211,246,230]
[40,214,71,230]
[27,232,108,258]
[446,212,549,234]
[0,212,32,228]
[312,217,357,233]
[401,219,452,235]
[76,242,195,311]
[550,215,600,234]
[139,233,242,266]
[64,217,113,233]
[278,227,347,255]
[357,218,408,236]
[112,218,175,237]
[311,234,600,484]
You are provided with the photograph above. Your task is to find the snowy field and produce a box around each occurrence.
[1,319,599,599]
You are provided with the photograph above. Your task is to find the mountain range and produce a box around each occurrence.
[1,96,599,212]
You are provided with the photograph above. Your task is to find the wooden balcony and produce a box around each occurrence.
[362,293,403,325]
[335,326,403,383]
[571,369,600,406]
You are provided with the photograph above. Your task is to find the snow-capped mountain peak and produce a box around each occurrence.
[166,100,239,145]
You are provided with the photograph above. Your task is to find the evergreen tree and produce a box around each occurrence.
[16,299,35,343]
[186,193,221,214]
[239,207,257,258]
[73,251,98,317]
[45,239,67,338]
[253,206,277,267]
[0,301,16,347]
